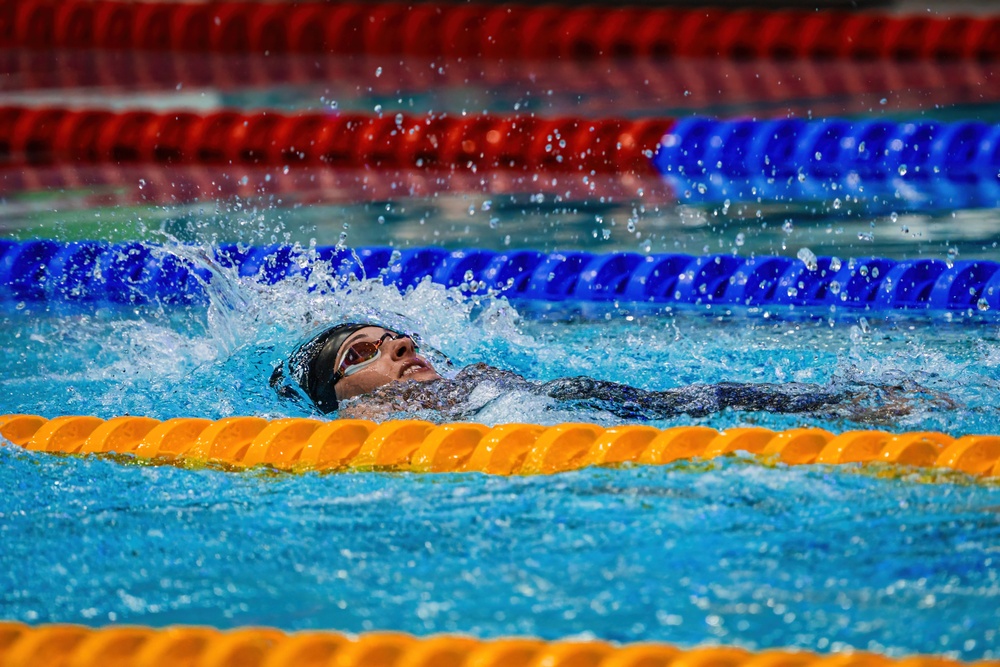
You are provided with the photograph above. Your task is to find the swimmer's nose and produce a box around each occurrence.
[388,335,416,360]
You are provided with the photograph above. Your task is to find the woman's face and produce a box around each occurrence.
[332,326,440,401]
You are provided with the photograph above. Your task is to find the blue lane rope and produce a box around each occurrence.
[1,240,999,313]
[654,118,1000,209]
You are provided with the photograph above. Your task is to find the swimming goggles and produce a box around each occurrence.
[334,331,416,379]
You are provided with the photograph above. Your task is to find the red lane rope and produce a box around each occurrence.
[0,106,674,174]
[2,52,998,116]
[3,0,998,61]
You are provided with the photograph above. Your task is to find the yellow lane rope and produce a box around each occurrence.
[2,414,999,478]
[0,621,989,667]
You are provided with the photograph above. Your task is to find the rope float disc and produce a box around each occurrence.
[0,106,671,175]
[2,621,987,667]
[4,414,1000,479]
[3,240,1000,314]
[3,107,998,209]
[4,1,999,61]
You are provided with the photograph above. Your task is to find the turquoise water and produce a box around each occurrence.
[1,258,1000,658]
[1,444,998,658]
[2,260,999,434]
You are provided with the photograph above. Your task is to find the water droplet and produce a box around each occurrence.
[829,281,841,295]
[832,198,842,210]
[830,257,842,271]
[797,247,818,271]
[375,67,383,77]
[735,233,745,247]
[978,298,990,311]
[898,164,907,176]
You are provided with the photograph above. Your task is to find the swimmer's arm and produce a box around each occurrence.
[336,401,393,421]
[542,377,849,419]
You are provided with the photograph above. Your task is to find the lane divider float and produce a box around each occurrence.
[657,117,1000,209]
[1,620,983,667]
[3,106,998,210]
[3,414,1000,478]
[3,240,1000,313]
[4,0,999,61]
[0,106,670,175]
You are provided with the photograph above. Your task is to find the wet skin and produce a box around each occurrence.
[333,326,440,402]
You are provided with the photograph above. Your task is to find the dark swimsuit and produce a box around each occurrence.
[341,363,876,422]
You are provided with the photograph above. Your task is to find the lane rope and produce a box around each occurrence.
[0,620,981,667]
[4,0,999,61]
[4,107,999,210]
[656,117,1000,209]
[0,106,671,175]
[2,240,1000,313]
[3,414,999,478]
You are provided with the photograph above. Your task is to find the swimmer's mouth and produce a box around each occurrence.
[400,360,431,378]
[399,360,438,380]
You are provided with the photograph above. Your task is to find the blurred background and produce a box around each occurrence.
[2,0,998,261]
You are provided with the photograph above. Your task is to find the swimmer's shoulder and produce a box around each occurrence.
[456,362,529,386]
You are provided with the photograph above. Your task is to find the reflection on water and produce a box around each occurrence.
[3,51,998,121]
[3,164,1000,261]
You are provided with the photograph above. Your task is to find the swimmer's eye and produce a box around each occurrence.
[336,331,415,379]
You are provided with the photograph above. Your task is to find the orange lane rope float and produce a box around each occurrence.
[3,414,1000,479]
[0,621,995,667]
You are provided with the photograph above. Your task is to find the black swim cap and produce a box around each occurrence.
[273,322,370,413]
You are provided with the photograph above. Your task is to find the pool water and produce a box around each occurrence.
[1,253,1000,658]
[2,444,998,658]
[2,262,1000,434]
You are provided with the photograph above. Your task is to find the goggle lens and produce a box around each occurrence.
[337,331,415,378]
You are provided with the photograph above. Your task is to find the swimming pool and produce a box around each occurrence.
[2,0,1000,663]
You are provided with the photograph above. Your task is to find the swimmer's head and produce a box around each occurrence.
[274,322,440,412]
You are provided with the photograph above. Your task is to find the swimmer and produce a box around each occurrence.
[271,322,954,423]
